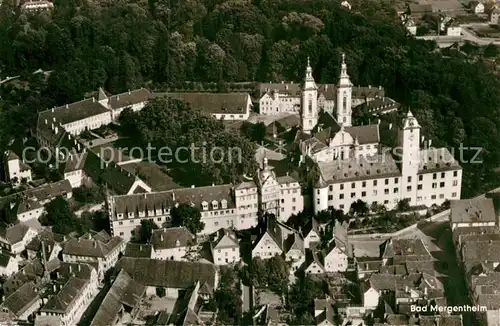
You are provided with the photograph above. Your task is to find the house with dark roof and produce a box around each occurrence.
[450,198,497,231]
[154,92,252,121]
[2,258,44,297]
[0,282,42,321]
[90,270,146,326]
[151,227,198,261]
[301,217,323,249]
[166,280,208,326]
[116,257,218,299]
[210,228,240,266]
[124,243,153,258]
[3,150,32,185]
[0,223,38,255]
[108,184,239,241]
[26,229,67,262]
[61,231,125,280]
[314,297,336,326]
[39,263,99,326]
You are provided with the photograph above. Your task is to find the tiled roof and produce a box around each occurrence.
[356,97,400,114]
[39,98,109,126]
[345,124,380,144]
[212,228,239,249]
[317,153,401,183]
[57,262,94,280]
[90,270,146,326]
[27,180,72,203]
[41,276,89,314]
[151,227,196,250]
[124,243,153,258]
[154,92,250,115]
[389,239,432,258]
[418,148,461,174]
[258,83,302,97]
[3,259,44,296]
[100,163,138,195]
[368,273,397,291]
[0,223,32,245]
[62,233,123,258]
[1,282,39,317]
[462,239,500,263]
[450,198,496,224]
[116,257,217,290]
[107,88,152,110]
[110,184,235,219]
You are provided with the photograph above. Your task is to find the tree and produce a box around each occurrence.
[212,266,242,324]
[73,186,104,204]
[484,43,499,58]
[41,196,80,235]
[266,255,290,295]
[350,199,369,216]
[171,203,204,234]
[397,198,411,212]
[136,219,158,243]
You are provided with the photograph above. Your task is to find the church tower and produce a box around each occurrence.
[336,54,353,127]
[301,57,318,134]
[401,110,421,206]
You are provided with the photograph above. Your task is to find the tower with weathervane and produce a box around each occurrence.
[336,53,353,127]
[401,110,421,206]
[301,57,318,134]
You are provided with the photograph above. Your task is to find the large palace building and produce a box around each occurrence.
[292,55,463,213]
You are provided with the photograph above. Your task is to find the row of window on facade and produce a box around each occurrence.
[319,171,459,193]
[329,193,457,210]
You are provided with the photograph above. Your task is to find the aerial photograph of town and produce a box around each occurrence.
[2,0,500,324]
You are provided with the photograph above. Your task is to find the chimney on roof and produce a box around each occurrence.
[93,241,97,248]
[424,287,428,296]
[128,89,131,95]
[212,183,215,187]
[92,97,95,103]
[379,85,382,90]
[54,126,58,135]
[369,85,372,89]
[53,284,57,292]
[78,264,81,272]
[53,117,56,122]
[52,108,54,113]
[176,239,180,246]
[191,185,195,188]
[139,245,142,251]
[51,123,54,130]
[160,233,164,241]
[69,265,72,273]
[117,95,120,101]
[45,119,47,125]
[65,104,68,109]
[405,285,409,293]
[172,192,176,201]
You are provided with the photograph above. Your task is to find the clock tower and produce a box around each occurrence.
[401,110,421,206]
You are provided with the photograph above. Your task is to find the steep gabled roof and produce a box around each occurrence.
[1,282,40,317]
[90,270,146,326]
[116,258,217,290]
[151,227,196,250]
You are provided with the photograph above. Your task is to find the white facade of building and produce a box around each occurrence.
[211,229,240,265]
[39,267,99,326]
[62,236,125,279]
[108,161,303,240]
[4,152,32,185]
[150,227,198,261]
[447,26,461,37]
[324,246,349,273]
[310,110,462,214]
[0,256,18,277]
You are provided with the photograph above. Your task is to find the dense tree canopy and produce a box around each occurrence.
[0,0,499,195]
[119,97,257,185]
[170,203,205,234]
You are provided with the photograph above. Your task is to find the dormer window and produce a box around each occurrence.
[221,199,228,209]
[212,200,218,210]
[202,201,208,211]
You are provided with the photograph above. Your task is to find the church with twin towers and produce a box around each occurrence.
[289,54,464,214]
